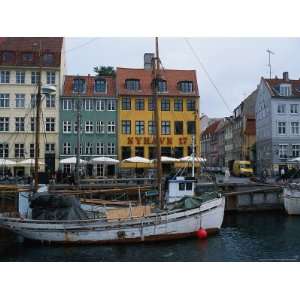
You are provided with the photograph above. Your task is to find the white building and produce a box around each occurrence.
[0,37,65,176]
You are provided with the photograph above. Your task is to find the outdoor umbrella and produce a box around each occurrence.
[0,159,16,166]
[180,156,206,162]
[59,157,88,165]
[151,156,180,163]
[122,156,151,164]
[91,157,119,164]
[18,159,45,166]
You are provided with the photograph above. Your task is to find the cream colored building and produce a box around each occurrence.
[0,37,65,176]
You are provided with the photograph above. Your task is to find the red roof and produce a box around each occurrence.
[63,75,116,97]
[116,67,199,97]
[0,37,63,68]
[202,120,221,137]
[264,77,300,97]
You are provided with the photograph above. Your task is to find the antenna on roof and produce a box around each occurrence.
[266,49,275,79]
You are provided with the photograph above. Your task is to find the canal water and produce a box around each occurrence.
[1,212,300,262]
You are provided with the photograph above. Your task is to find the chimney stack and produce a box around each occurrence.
[283,72,289,81]
[144,53,154,70]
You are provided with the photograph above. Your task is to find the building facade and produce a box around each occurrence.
[256,72,300,175]
[117,54,200,167]
[59,75,117,176]
[0,37,64,176]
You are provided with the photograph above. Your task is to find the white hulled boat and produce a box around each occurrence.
[284,184,300,215]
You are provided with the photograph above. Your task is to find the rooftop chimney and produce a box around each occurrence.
[144,53,154,70]
[283,72,289,81]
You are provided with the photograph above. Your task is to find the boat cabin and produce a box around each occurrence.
[165,176,196,203]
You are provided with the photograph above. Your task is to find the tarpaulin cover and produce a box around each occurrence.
[30,192,88,220]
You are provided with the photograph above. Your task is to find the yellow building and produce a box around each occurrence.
[116,54,200,169]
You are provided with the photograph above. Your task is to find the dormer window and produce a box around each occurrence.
[125,79,140,91]
[22,52,33,63]
[2,51,15,63]
[157,80,167,92]
[95,79,106,93]
[73,78,86,93]
[42,53,54,65]
[280,84,292,97]
[178,81,193,93]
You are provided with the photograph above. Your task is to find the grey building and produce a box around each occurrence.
[256,72,300,175]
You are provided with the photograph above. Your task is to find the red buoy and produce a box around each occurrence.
[196,228,207,239]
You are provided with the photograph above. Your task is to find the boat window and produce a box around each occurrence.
[179,183,185,191]
[186,182,193,190]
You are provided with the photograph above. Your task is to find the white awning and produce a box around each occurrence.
[0,159,17,166]
[59,157,88,165]
[91,157,120,164]
[151,156,179,163]
[122,156,152,164]
[18,159,45,166]
[179,156,206,162]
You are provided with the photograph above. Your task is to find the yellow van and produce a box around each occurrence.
[232,160,253,177]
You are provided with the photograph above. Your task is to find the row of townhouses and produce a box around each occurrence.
[0,38,200,176]
[201,71,300,176]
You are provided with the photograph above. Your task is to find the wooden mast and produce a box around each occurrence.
[34,41,42,193]
[153,37,163,208]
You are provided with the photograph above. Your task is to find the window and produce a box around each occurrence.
[31,117,35,132]
[278,121,286,135]
[174,147,184,158]
[46,71,55,84]
[96,121,105,133]
[174,121,183,135]
[148,121,156,135]
[291,122,299,135]
[63,99,73,111]
[107,99,116,111]
[46,94,55,108]
[161,97,170,111]
[135,146,144,157]
[179,183,185,191]
[174,98,183,111]
[15,144,25,158]
[187,99,196,111]
[135,121,144,135]
[107,143,115,155]
[277,104,286,114]
[279,144,288,159]
[149,147,156,160]
[0,71,10,83]
[45,118,55,132]
[75,144,83,155]
[29,144,35,158]
[290,104,299,114]
[0,94,9,107]
[2,51,15,63]
[96,143,105,155]
[187,121,196,134]
[122,97,131,110]
[43,53,54,65]
[161,147,172,157]
[85,121,94,133]
[135,98,144,110]
[0,144,9,158]
[63,142,71,155]
[186,182,193,191]
[95,99,105,111]
[16,71,25,84]
[122,120,131,134]
[0,117,9,132]
[161,121,171,135]
[31,94,36,108]
[107,121,116,134]
[292,145,300,158]
[85,99,93,111]
[95,79,106,93]
[85,143,93,155]
[15,117,24,132]
[15,94,25,108]
[31,71,40,84]
[148,97,155,111]
[73,78,86,93]
[280,84,292,96]
[22,52,33,62]
[125,79,140,91]
[96,164,104,176]
[63,121,72,133]
[157,80,167,92]
[122,146,131,160]
[178,81,193,93]
[45,143,55,153]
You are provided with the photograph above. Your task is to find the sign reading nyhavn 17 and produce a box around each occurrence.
[127,136,188,145]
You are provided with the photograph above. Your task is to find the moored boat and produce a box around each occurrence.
[284,184,300,215]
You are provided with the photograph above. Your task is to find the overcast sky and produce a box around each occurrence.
[65,38,300,118]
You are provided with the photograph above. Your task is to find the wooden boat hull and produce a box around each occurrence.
[0,197,225,244]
